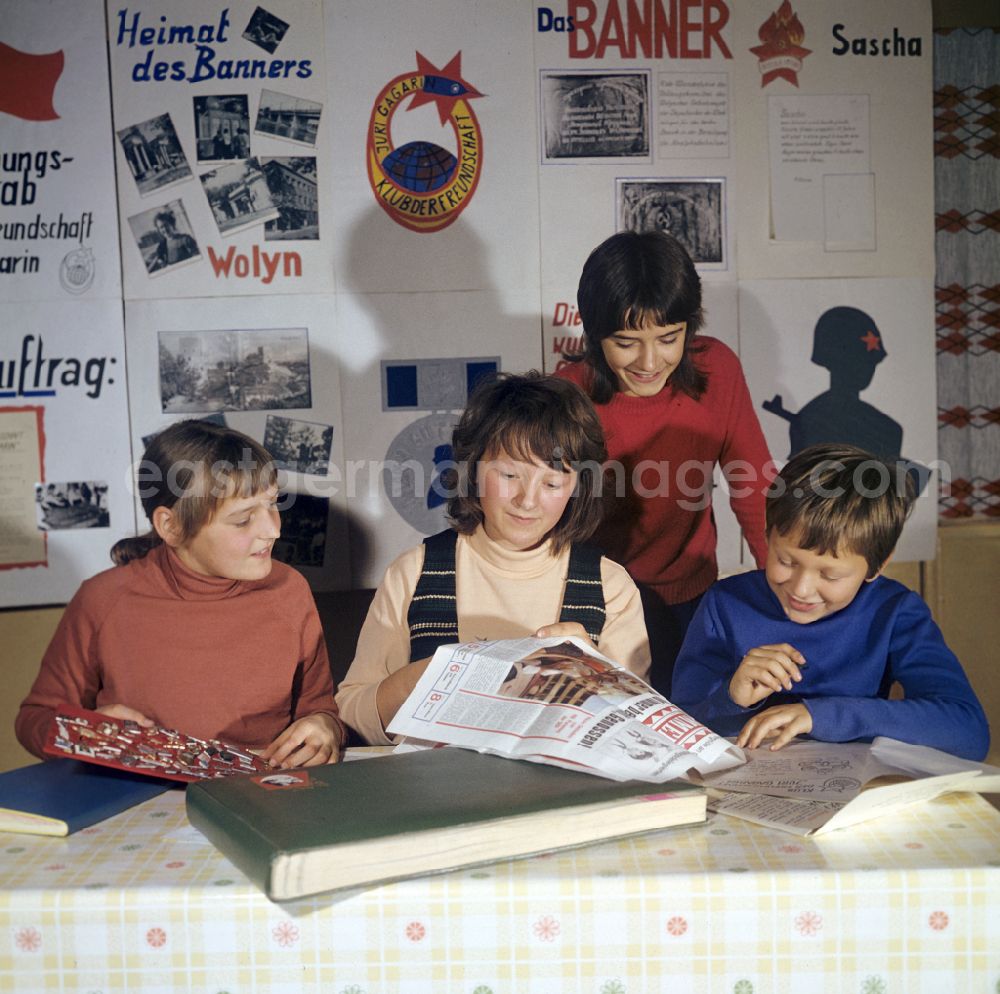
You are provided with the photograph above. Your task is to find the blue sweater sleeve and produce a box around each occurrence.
[803,592,990,761]
[670,588,762,736]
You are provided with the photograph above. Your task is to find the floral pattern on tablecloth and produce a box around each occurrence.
[0,790,998,994]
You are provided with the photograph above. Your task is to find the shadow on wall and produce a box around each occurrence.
[335,202,516,586]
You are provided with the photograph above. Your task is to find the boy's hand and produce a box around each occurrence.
[260,713,343,768]
[737,703,813,751]
[534,622,594,644]
[728,643,806,707]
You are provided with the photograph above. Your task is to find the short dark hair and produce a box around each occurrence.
[446,371,607,553]
[570,230,706,403]
[766,443,915,578]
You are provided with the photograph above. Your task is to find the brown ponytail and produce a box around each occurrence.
[109,531,162,566]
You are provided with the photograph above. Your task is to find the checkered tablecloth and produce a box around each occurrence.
[2,786,999,994]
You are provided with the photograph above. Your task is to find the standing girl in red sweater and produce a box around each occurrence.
[557,231,774,695]
[16,420,344,767]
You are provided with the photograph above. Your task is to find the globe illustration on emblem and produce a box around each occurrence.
[367,52,484,232]
[382,141,458,194]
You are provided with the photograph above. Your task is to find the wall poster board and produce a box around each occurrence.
[0,0,937,607]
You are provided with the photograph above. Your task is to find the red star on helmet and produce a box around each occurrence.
[861,330,882,352]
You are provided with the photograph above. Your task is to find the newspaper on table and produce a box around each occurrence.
[698,737,1000,836]
[386,636,745,783]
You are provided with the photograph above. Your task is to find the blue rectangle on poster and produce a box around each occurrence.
[467,361,498,395]
[385,365,419,408]
[381,358,502,411]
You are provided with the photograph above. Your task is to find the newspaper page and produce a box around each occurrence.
[386,636,745,784]
[700,737,1000,836]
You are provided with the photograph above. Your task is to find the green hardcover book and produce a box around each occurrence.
[185,748,705,901]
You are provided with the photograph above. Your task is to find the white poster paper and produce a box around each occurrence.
[107,0,333,299]
[337,286,544,589]
[739,277,937,561]
[0,408,46,569]
[535,0,739,347]
[824,172,876,251]
[657,71,731,160]
[0,299,134,607]
[326,0,541,295]
[732,0,933,279]
[123,294,351,591]
[0,0,121,302]
[768,93,871,243]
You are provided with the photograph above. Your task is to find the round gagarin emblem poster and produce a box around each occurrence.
[367,52,483,233]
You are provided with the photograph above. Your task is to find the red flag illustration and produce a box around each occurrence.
[0,42,64,121]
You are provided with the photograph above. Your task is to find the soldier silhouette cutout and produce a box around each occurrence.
[763,306,929,495]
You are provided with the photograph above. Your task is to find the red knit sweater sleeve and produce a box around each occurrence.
[290,573,340,728]
[14,576,113,759]
[713,341,773,567]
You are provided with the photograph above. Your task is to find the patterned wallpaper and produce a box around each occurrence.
[934,28,1000,518]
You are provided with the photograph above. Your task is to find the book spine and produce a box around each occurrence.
[185,788,277,897]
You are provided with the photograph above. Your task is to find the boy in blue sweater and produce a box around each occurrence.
[671,444,989,760]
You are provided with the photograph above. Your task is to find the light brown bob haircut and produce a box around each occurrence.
[111,419,277,566]
[446,371,607,553]
[766,443,915,578]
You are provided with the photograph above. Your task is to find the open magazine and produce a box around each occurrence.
[386,636,745,783]
[698,737,1000,835]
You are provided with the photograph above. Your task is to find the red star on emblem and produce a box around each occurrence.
[861,330,882,352]
[408,52,483,126]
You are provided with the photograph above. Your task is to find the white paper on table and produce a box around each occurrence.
[704,737,999,836]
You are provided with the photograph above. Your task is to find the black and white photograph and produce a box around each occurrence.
[127,199,201,276]
[158,327,312,413]
[263,415,333,475]
[242,6,290,54]
[193,94,251,162]
[540,71,650,161]
[254,89,322,147]
[272,492,328,567]
[35,481,109,531]
[199,157,279,237]
[116,113,192,196]
[261,157,319,240]
[617,178,725,267]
